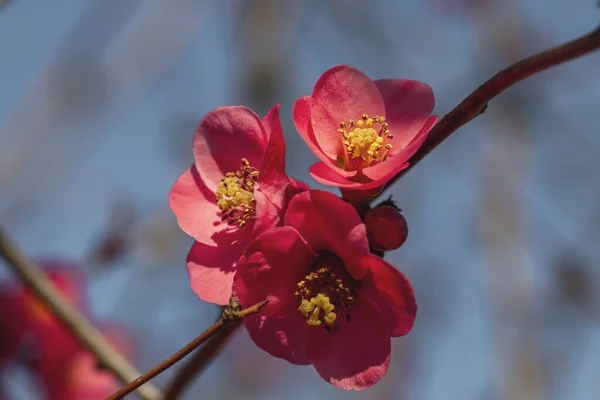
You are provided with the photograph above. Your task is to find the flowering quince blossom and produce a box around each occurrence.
[293,64,438,193]
[0,260,134,400]
[0,260,84,365]
[38,323,133,400]
[364,205,409,252]
[169,104,307,305]
[233,190,417,389]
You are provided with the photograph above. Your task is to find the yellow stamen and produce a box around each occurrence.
[215,158,258,228]
[294,255,355,331]
[337,114,393,172]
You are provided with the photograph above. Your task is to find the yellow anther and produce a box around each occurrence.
[294,254,354,331]
[336,113,394,171]
[215,158,258,227]
[299,294,337,327]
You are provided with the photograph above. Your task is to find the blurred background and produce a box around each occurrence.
[1,0,599,399]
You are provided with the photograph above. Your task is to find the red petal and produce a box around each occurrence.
[243,314,310,365]
[310,65,385,160]
[305,292,391,390]
[375,79,435,151]
[283,190,369,279]
[233,226,316,317]
[258,104,290,208]
[360,255,417,336]
[187,240,248,306]
[193,106,268,192]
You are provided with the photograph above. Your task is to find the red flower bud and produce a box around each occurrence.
[364,206,408,251]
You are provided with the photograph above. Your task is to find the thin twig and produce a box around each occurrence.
[163,319,242,400]
[0,229,161,400]
[106,297,269,400]
[386,23,600,189]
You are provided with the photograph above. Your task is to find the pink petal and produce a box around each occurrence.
[233,226,316,318]
[261,103,279,142]
[309,162,405,191]
[187,240,249,305]
[193,106,268,192]
[305,292,391,390]
[283,190,369,279]
[360,255,417,337]
[362,115,438,182]
[293,96,333,165]
[375,79,435,151]
[252,189,281,237]
[310,65,385,160]
[257,104,290,208]
[169,166,228,245]
[243,315,310,365]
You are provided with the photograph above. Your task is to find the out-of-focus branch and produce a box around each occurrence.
[0,229,161,400]
[386,23,600,189]
[164,319,242,400]
[0,0,13,11]
[106,297,268,400]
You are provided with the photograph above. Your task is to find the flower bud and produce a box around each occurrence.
[364,206,408,251]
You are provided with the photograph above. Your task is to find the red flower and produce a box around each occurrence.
[364,205,409,251]
[293,65,438,192]
[0,260,135,400]
[169,105,307,305]
[39,323,133,400]
[233,190,417,389]
[0,260,85,365]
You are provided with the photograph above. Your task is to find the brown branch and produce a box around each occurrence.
[0,229,161,400]
[386,23,600,189]
[163,318,242,400]
[106,297,269,400]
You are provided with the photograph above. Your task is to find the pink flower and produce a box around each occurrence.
[293,65,438,192]
[364,205,408,251]
[233,190,417,390]
[169,105,306,305]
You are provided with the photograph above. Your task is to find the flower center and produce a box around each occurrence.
[215,158,258,228]
[337,114,394,172]
[294,252,355,331]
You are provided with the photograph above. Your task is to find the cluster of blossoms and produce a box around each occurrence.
[0,260,133,400]
[169,65,437,389]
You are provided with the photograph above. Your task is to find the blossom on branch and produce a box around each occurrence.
[293,65,438,195]
[233,190,417,390]
[169,104,307,305]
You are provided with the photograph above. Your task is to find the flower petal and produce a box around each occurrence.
[309,162,404,191]
[310,65,385,160]
[193,106,268,192]
[252,189,281,237]
[362,115,438,182]
[257,104,290,208]
[243,314,310,365]
[169,166,234,245]
[360,255,417,336]
[234,226,316,318]
[187,240,248,305]
[293,96,334,165]
[284,190,369,278]
[305,292,391,390]
[375,79,435,151]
